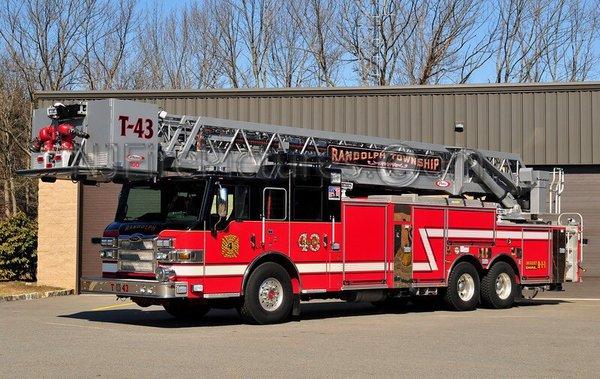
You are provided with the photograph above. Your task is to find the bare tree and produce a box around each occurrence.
[211,0,243,88]
[80,1,138,90]
[292,0,344,86]
[159,10,193,89]
[543,0,600,81]
[339,0,416,85]
[0,0,99,96]
[457,5,499,83]
[236,0,277,87]
[267,1,312,87]
[0,57,35,217]
[494,0,570,83]
[135,4,209,89]
[400,0,484,84]
[188,4,223,88]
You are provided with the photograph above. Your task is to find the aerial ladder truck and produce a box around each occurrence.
[19,99,583,324]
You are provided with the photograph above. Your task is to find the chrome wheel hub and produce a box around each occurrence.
[258,278,283,312]
[495,272,512,300]
[457,273,475,301]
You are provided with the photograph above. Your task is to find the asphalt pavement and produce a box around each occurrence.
[1,285,599,378]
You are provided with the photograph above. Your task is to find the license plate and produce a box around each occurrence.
[109,282,130,293]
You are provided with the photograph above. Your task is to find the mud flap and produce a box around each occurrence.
[292,294,301,317]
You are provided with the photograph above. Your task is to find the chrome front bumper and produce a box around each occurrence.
[80,277,188,298]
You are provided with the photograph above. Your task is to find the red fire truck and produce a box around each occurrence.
[20,99,583,324]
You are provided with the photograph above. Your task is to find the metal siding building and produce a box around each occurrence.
[34,83,600,290]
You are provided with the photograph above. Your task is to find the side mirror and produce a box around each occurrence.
[217,186,228,218]
[211,185,228,238]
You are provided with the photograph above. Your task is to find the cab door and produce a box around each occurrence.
[261,187,289,253]
[288,185,332,291]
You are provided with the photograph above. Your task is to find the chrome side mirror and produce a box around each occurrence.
[217,186,228,218]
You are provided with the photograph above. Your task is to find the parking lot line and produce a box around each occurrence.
[92,301,134,311]
[536,297,600,301]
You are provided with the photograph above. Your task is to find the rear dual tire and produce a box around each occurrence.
[481,262,517,309]
[443,262,480,311]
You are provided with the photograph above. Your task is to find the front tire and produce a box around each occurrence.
[443,262,480,311]
[240,262,293,324]
[163,299,210,319]
[481,262,517,309]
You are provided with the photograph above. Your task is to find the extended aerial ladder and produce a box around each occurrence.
[19,99,563,215]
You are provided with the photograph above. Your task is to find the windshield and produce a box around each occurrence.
[117,180,206,229]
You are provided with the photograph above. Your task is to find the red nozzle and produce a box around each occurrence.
[60,140,74,150]
[43,140,55,152]
[38,125,57,142]
[57,122,74,136]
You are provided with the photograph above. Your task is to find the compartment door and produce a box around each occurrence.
[411,207,445,283]
[522,229,552,282]
[342,204,387,286]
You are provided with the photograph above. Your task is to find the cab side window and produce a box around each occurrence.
[263,188,287,220]
[234,186,250,220]
[293,187,322,221]
[209,185,250,229]
[292,169,323,221]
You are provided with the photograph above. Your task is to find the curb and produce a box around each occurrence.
[0,289,74,302]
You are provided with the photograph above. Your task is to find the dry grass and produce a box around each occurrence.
[0,281,63,296]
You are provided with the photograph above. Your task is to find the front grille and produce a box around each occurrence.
[119,260,154,273]
[117,236,155,273]
[119,239,155,250]
[119,250,154,261]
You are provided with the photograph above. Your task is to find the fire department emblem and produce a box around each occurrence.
[298,233,320,252]
[221,234,240,258]
[401,251,411,267]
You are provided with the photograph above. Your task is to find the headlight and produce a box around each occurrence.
[156,238,174,248]
[154,249,203,263]
[155,250,170,260]
[100,249,117,259]
[100,237,117,247]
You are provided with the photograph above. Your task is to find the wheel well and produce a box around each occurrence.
[449,254,484,279]
[241,252,301,295]
[488,254,521,284]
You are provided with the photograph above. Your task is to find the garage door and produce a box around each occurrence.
[559,171,600,280]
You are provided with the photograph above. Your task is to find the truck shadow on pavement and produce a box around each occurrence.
[58,298,566,328]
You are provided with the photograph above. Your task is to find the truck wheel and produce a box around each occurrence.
[240,262,293,324]
[443,262,480,311]
[481,262,517,309]
[163,299,210,319]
